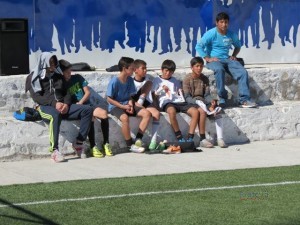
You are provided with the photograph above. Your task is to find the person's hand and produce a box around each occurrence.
[205,57,219,63]
[162,85,169,92]
[230,56,237,61]
[76,102,83,105]
[123,104,134,114]
[55,102,64,112]
[60,104,69,114]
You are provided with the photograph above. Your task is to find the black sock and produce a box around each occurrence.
[126,138,133,147]
[175,130,183,140]
[187,133,194,139]
[200,134,206,141]
[136,132,143,140]
[88,122,96,148]
[100,118,109,145]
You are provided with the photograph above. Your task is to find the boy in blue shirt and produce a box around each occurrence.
[195,12,256,108]
[106,57,151,153]
[60,60,113,158]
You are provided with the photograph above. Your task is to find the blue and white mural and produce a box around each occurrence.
[0,0,299,68]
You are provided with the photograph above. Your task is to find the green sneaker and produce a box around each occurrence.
[135,139,143,147]
[103,143,113,156]
[92,146,104,158]
[148,141,157,151]
[157,140,167,151]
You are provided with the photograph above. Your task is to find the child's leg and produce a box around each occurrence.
[93,107,109,144]
[119,113,132,143]
[39,105,62,151]
[147,107,160,144]
[137,81,153,105]
[215,116,223,139]
[198,107,207,140]
[186,107,199,138]
[165,105,182,140]
[136,108,151,139]
[88,122,96,148]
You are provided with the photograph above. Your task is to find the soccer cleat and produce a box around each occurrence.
[130,144,145,153]
[51,149,66,162]
[135,139,143,147]
[199,139,214,148]
[217,139,228,148]
[92,146,104,158]
[104,143,113,156]
[72,141,87,159]
[186,137,194,142]
[148,141,158,151]
[178,138,186,142]
[163,145,181,154]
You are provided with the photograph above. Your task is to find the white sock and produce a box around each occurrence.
[151,120,160,143]
[215,117,223,139]
[137,96,145,105]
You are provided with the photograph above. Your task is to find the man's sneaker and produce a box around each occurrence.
[92,146,104,158]
[240,100,257,108]
[129,144,145,153]
[217,139,228,148]
[104,143,113,156]
[148,141,158,151]
[51,149,66,163]
[163,145,181,154]
[72,142,87,159]
[199,139,214,148]
[135,139,143,147]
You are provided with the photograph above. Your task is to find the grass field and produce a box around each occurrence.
[0,166,300,225]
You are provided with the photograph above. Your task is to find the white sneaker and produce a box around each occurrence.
[72,142,87,159]
[51,149,66,162]
[199,139,214,148]
[130,144,145,153]
[217,139,228,148]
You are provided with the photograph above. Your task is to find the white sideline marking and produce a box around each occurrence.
[1,181,300,208]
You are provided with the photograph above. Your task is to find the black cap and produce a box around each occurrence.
[59,59,72,72]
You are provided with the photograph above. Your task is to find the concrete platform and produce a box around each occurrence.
[0,138,299,186]
[0,64,300,161]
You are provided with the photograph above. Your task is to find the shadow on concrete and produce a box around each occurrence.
[0,198,60,225]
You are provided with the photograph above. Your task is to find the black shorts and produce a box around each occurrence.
[110,106,142,119]
[162,103,198,113]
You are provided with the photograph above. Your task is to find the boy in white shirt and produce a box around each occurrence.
[152,60,199,153]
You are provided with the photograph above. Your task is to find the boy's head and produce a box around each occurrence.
[133,59,147,78]
[59,59,72,81]
[216,12,229,33]
[190,57,204,76]
[118,57,135,75]
[161,59,176,79]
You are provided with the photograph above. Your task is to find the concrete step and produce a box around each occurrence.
[1,101,299,161]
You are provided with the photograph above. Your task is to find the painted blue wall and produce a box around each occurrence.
[0,0,299,66]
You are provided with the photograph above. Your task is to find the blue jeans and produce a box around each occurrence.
[206,59,250,103]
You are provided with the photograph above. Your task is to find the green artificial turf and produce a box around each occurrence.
[0,166,300,225]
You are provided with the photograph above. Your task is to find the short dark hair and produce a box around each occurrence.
[133,59,147,68]
[190,57,204,67]
[59,59,72,72]
[161,59,176,72]
[216,12,230,22]
[118,57,134,71]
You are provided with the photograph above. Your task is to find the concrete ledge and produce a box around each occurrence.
[0,64,300,113]
[1,101,300,161]
[1,64,300,161]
